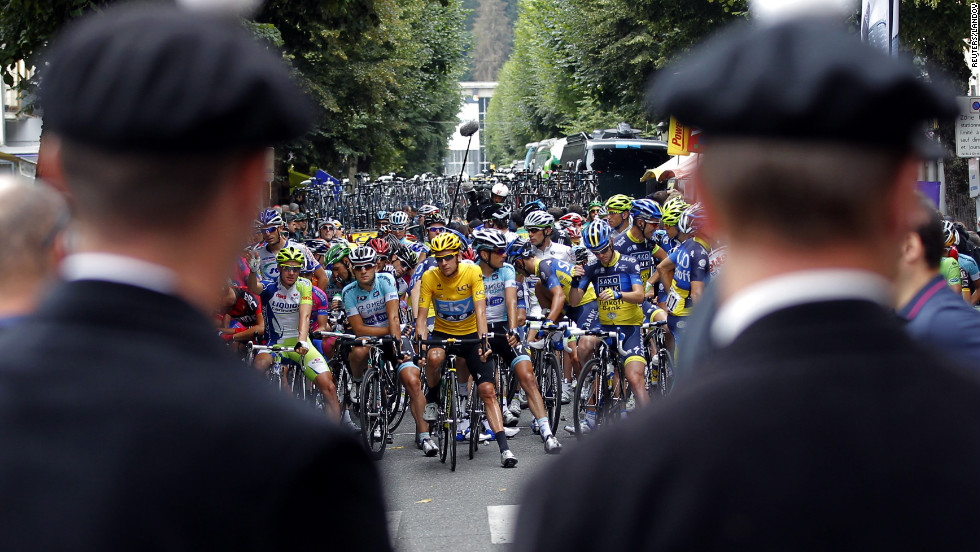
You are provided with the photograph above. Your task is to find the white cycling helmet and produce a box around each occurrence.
[389,211,409,229]
[471,228,508,252]
[491,183,510,198]
[524,210,555,230]
[349,246,378,266]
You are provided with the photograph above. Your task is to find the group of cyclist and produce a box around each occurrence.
[214,180,727,469]
[216,178,980,468]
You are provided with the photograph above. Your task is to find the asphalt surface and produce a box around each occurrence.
[377,403,578,552]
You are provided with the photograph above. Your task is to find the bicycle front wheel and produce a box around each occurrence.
[386,374,408,433]
[446,370,459,471]
[539,352,562,430]
[572,358,603,439]
[658,348,675,397]
[359,368,388,460]
[468,390,480,460]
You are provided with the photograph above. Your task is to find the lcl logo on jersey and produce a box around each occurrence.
[457,284,469,293]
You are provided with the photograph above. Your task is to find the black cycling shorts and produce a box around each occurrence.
[487,322,531,370]
[428,330,492,385]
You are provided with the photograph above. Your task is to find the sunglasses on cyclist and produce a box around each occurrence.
[428,226,446,234]
[352,264,374,272]
[279,265,301,273]
[262,227,279,234]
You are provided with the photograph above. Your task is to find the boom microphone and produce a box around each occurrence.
[459,120,480,137]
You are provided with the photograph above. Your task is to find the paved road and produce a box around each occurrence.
[377,404,579,552]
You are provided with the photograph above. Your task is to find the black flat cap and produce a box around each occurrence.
[41,3,313,153]
[648,20,958,157]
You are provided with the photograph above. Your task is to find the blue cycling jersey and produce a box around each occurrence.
[342,272,399,327]
[579,252,644,325]
[666,236,711,317]
[613,230,661,283]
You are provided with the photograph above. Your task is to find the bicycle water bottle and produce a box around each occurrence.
[605,362,614,389]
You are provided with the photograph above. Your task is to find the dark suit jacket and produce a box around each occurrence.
[515,300,980,551]
[0,280,391,551]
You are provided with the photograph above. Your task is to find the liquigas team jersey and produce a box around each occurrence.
[256,239,321,281]
[418,262,486,335]
[259,276,314,343]
[666,236,711,317]
[534,257,597,308]
[579,252,643,325]
[480,262,519,324]
[342,272,399,327]
[613,230,662,283]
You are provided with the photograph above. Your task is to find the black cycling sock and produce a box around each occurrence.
[425,385,440,404]
[496,431,509,453]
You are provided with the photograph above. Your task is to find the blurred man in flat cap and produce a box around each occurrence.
[0,5,390,551]
[515,18,979,552]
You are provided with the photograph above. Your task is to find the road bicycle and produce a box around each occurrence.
[417,336,484,472]
[570,328,634,438]
[642,320,674,397]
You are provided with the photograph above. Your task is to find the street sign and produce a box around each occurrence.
[955,97,980,157]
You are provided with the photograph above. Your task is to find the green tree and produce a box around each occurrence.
[471,0,514,80]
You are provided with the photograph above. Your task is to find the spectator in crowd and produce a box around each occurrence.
[0,5,391,551]
[895,194,980,371]
[516,18,979,552]
[0,177,69,326]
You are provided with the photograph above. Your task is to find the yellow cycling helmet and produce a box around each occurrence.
[276,246,306,265]
[660,197,689,227]
[429,232,462,256]
[604,194,633,213]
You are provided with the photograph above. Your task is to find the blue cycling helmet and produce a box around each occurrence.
[677,203,705,235]
[631,198,662,222]
[377,210,389,221]
[257,208,284,227]
[583,220,613,251]
[447,228,470,248]
[504,237,533,265]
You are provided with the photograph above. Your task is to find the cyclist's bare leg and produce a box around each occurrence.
[349,345,368,380]
[424,347,445,397]
[513,359,546,419]
[399,366,428,434]
[624,360,649,408]
[313,372,340,420]
[479,381,506,434]
[254,352,271,372]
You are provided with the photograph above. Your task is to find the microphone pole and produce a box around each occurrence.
[450,120,480,224]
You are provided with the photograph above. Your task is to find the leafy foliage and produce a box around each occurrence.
[257,0,468,177]
[0,0,467,178]
[486,0,748,164]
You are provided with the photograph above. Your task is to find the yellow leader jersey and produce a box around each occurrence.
[418,262,486,335]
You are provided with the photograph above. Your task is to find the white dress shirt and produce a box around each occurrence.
[710,269,891,348]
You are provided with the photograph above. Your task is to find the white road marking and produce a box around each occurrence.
[487,505,519,544]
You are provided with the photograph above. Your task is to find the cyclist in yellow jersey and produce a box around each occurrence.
[416,232,518,468]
